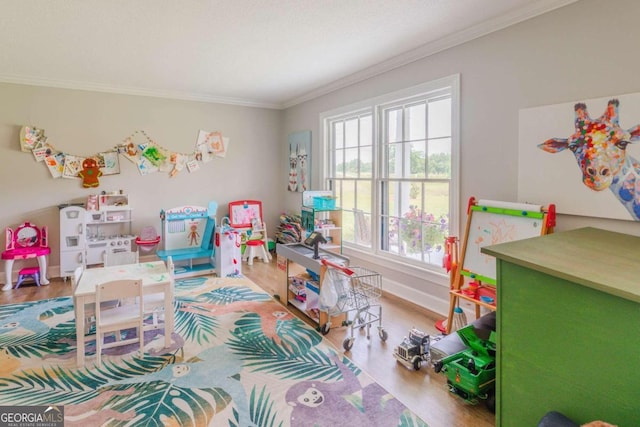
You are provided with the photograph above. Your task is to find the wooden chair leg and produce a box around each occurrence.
[96,331,102,367]
[445,292,458,335]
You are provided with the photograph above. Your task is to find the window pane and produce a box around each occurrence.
[344,148,359,178]
[333,179,343,205]
[345,118,359,148]
[386,143,399,178]
[341,179,356,211]
[384,215,401,255]
[424,181,450,217]
[361,115,372,146]
[360,145,373,178]
[354,210,371,247]
[334,149,345,177]
[428,137,451,179]
[386,108,403,143]
[342,209,354,242]
[407,102,426,141]
[386,180,400,217]
[334,121,344,149]
[410,140,426,178]
[356,180,372,213]
[428,98,451,138]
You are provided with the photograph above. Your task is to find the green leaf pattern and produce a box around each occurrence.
[0,276,426,426]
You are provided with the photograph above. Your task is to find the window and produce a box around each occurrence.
[322,75,459,271]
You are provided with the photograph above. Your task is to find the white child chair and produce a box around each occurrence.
[94,279,145,367]
[142,256,174,331]
[72,266,120,335]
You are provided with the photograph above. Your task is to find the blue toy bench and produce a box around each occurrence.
[156,201,217,278]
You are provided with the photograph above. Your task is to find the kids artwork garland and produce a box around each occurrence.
[19,126,230,188]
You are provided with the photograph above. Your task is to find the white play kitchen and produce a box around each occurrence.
[59,192,135,278]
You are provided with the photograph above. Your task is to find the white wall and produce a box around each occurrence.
[0,83,282,275]
[281,0,640,316]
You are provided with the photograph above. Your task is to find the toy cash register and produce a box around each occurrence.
[304,231,327,259]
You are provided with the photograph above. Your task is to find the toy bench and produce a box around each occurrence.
[156,202,217,278]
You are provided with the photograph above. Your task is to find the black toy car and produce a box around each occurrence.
[393,327,431,370]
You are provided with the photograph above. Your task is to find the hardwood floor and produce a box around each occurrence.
[1,259,495,427]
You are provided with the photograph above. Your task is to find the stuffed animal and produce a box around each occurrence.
[78,158,102,188]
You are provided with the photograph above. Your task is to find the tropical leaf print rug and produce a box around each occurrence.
[0,275,427,426]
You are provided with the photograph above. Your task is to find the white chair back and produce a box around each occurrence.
[104,251,139,267]
[94,279,145,367]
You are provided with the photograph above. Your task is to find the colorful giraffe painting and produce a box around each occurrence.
[538,99,640,220]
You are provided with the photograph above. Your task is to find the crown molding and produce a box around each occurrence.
[281,0,578,109]
[0,0,577,110]
[0,74,282,110]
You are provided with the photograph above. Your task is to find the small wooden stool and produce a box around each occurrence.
[16,266,40,289]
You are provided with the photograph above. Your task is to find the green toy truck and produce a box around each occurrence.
[433,324,496,412]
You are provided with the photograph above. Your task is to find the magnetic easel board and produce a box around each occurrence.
[459,199,552,285]
[228,200,263,228]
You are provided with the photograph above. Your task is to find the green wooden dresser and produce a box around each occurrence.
[481,227,640,427]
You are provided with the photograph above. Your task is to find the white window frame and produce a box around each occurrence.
[320,74,460,274]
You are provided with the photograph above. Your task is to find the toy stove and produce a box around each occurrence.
[86,234,135,265]
[106,234,135,252]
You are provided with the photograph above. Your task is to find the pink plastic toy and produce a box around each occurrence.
[2,222,51,291]
[16,266,40,288]
[135,225,161,254]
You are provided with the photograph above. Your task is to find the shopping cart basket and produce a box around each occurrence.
[319,259,388,351]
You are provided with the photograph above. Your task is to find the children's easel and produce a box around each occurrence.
[156,201,218,278]
[444,197,555,334]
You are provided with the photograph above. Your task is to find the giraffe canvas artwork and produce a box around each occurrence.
[518,93,640,221]
[539,99,640,220]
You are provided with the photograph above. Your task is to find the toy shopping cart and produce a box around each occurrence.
[318,259,388,351]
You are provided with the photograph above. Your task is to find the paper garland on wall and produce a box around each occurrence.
[18,126,230,187]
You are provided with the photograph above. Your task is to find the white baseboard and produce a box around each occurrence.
[382,276,481,320]
[382,276,450,318]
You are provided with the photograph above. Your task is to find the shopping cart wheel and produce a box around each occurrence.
[319,323,331,336]
[343,337,355,351]
[378,328,388,341]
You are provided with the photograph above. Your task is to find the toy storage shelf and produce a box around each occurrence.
[300,206,342,253]
[482,227,640,426]
[275,242,350,329]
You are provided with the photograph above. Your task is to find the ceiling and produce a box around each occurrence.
[0,0,577,109]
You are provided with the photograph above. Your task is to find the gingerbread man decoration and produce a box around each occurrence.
[78,158,102,188]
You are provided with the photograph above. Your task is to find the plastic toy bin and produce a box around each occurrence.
[313,196,336,209]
